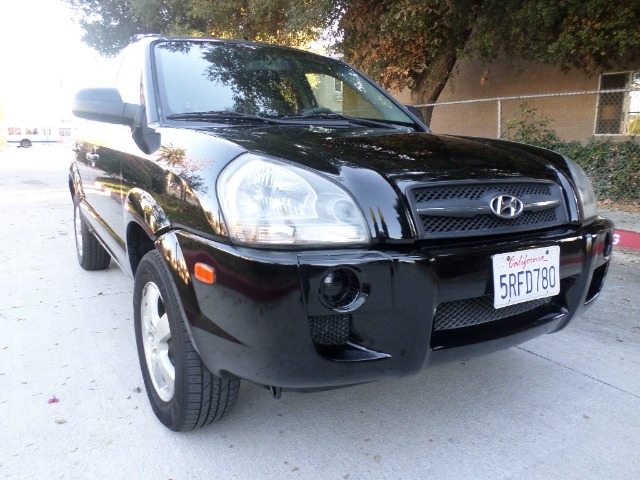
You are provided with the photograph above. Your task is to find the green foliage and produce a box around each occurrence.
[340,0,481,99]
[472,0,640,73]
[505,105,640,205]
[65,0,341,56]
[66,0,143,56]
[566,139,640,205]
[504,103,564,150]
[67,1,640,112]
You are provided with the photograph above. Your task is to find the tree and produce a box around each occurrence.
[339,0,640,107]
[65,0,339,56]
[340,0,481,107]
[66,0,143,56]
[67,0,640,108]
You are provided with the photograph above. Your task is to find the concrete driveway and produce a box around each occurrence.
[1,146,639,479]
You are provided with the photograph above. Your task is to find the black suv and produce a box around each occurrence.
[70,35,613,431]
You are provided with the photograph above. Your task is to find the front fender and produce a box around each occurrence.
[153,230,240,362]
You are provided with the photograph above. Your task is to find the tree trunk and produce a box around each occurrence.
[409,45,459,127]
[409,0,481,127]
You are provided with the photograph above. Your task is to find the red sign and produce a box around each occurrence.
[614,229,640,251]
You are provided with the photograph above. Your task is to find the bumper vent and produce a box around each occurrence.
[434,295,552,331]
[409,181,567,239]
[309,315,350,346]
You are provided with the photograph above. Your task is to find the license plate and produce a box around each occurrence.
[492,246,560,309]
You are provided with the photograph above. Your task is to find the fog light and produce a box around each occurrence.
[319,268,365,311]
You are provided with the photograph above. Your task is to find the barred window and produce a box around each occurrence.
[595,71,640,135]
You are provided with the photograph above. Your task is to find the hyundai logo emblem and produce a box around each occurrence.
[490,194,524,219]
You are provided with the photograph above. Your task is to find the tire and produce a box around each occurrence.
[73,200,111,270]
[133,250,240,431]
[20,139,32,148]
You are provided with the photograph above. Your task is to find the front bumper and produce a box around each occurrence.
[160,217,613,389]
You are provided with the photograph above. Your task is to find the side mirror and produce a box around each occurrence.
[72,88,141,126]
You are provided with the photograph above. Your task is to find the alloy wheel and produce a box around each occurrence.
[140,282,175,402]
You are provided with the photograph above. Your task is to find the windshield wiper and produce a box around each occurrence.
[279,113,410,130]
[167,110,282,124]
[167,111,411,130]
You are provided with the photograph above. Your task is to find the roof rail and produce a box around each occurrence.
[130,33,164,43]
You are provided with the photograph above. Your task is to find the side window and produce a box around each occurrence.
[114,47,143,105]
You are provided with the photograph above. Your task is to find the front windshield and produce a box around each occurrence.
[153,40,415,125]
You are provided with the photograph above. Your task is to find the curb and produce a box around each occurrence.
[614,228,640,251]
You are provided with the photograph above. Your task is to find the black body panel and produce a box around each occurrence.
[69,36,614,391]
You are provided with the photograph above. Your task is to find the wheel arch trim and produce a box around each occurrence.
[69,163,84,202]
[152,231,203,358]
[152,230,243,366]
[125,187,172,238]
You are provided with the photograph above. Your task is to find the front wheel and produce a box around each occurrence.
[134,250,240,431]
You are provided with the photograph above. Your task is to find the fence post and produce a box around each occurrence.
[497,99,502,139]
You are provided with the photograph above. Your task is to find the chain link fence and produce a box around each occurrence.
[416,89,639,141]
[414,89,640,213]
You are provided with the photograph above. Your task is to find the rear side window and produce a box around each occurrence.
[113,45,144,105]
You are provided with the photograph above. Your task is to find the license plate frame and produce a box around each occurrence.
[492,246,560,309]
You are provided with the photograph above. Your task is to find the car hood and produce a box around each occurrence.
[168,125,573,243]
[200,126,565,188]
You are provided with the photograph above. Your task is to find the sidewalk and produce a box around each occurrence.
[600,208,640,251]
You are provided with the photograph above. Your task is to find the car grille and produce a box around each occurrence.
[409,181,567,239]
[433,295,553,331]
[413,183,551,203]
[422,209,557,234]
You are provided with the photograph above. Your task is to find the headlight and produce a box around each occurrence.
[564,156,597,220]
[217,154,370,246]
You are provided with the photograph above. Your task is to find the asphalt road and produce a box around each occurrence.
[1,145,639,480]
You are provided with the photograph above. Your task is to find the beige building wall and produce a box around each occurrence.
[394,57,639,143]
